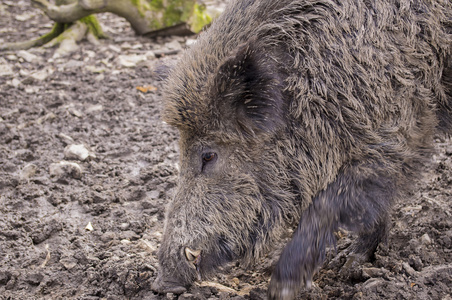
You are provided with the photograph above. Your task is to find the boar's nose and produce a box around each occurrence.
[184,247,201,263]
[151,274,187,294]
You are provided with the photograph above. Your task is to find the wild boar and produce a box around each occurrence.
[152,0,452,299]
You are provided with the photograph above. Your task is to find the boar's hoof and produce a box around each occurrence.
[267,279,312,300]
[268,283,298,300]
[151,276,187,294]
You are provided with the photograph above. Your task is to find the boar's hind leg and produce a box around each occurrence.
[268,165,394,300]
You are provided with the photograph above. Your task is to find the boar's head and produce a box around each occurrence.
[152,41,301,293]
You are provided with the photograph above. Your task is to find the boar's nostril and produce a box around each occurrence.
[184,247,201,262]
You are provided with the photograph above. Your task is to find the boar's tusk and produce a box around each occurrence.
[184,247,201,262]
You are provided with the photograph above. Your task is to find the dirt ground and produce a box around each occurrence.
[1,2,451,300]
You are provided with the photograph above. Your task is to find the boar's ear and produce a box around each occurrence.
[212,42,286,136]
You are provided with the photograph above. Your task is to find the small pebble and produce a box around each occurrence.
[362,277,385,290]
[60,257,78,270]
[64,144,95,161]
[30,68,53,81]
[165,40,182,51]
[0,62,13,76]
[120,223,130,230]
[409,255,423,271]
[68,107,83,117]
[58,132,75,145]
[86,104,103,113]
[20,163,37,181]
[10,78,21,87]
[185,39,197,46]
[100,231,117,243]
[24,272,44,285]
[118,54,147,67]
[108,44,121,53]
[49,161,82,179]
[362,267,385,278]
[17,50,38,63]
[148,190,160,199]
[420,233,432,245]
[402,205,422,215]
[6,54,17,61]
[402,262,417,277]
[85,222,94,231]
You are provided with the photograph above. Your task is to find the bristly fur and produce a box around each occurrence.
[155,0,452,298]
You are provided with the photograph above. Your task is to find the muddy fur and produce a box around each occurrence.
[153,0,452,299]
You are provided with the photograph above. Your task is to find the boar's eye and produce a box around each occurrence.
[201,152,217,172]
[202,152,217,163]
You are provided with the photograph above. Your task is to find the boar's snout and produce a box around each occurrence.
[151,274,187,294]
[152,246,202,294]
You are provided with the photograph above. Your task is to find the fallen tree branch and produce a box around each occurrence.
[30,0,155,34]
[1,0,216,53]
[30,0,213,35]
[31,0,107,24]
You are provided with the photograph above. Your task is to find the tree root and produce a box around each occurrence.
[0,23,65,51]
[44,21,88,57]
[0,13,107,54]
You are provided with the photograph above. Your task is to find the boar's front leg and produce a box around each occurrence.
[268,164,395,300]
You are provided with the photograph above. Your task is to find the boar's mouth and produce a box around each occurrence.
[195,235,237,275]
[182,238,236,279]
[153,237,237,294]
[152,246,200,294]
